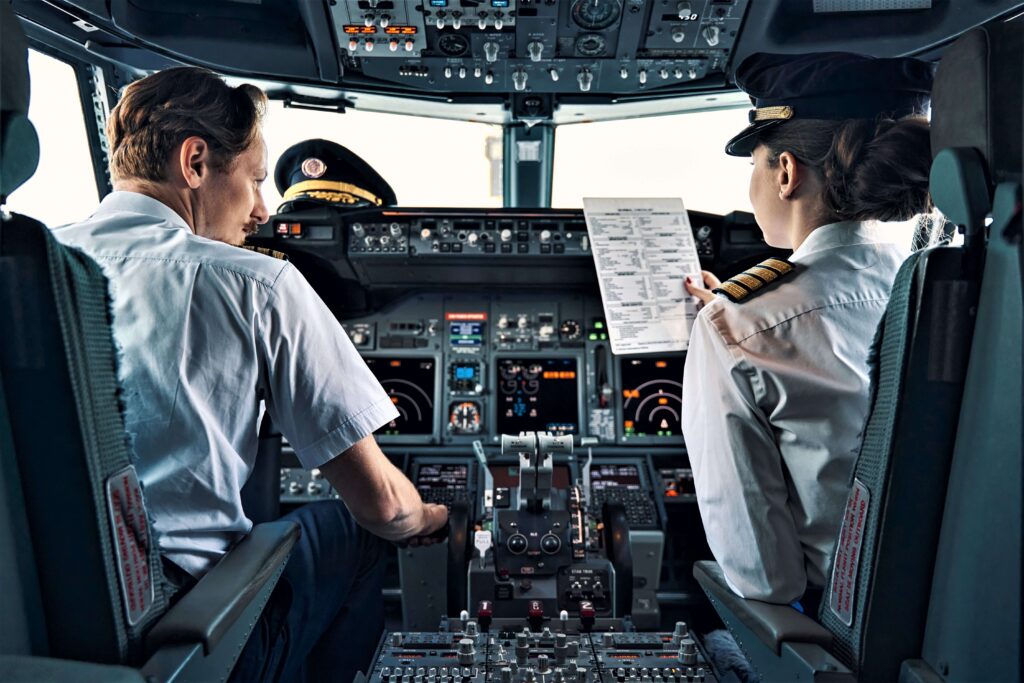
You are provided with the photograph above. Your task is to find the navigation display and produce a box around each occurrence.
[364,357,436,436]
[590,464,643,490]
[620,356,684,438]
[417,463,469,490]
[497,357,580,436]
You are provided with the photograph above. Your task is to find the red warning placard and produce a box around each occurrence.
[106,466,155,626]
[829,478,870,626]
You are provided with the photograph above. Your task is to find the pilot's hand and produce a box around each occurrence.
[403,503,449,548]
[685,270,721,306]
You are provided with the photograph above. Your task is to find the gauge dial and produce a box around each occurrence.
[437,33,469,57]
[575,33,607,57]
[559,319,582,340]
[449,401,482,434]
[571,0,621,30]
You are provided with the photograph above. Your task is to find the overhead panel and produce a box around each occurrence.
[334,0,751,97]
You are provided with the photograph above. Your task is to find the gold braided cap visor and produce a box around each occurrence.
[283,179,383,206]
[749,105,795,123]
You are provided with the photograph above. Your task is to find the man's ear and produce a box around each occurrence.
[178,136,210,190]
[776,151,803,200]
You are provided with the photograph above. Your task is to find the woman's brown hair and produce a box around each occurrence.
[755,115,932,223]
[106,66,266,182]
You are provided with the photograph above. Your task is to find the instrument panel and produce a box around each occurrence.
[338,292,686,447]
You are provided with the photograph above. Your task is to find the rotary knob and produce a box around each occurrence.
[678,637,697,666]
[577,69,594,92]
[672,29,686,43]
[467,232,479,246]
[512,69,528,92]
[379,14,391,28]
[363,39,374,52]
[389,223,402,238]
[677,2,692,18]
[457,638,476,666]
[388,39,399,52]
[540,229,552,243]
[702,25,720,46]
[528,41,544,62]
[500,228,513,242]
[540,533,561,554]
[351,223,365,238]
[507,533,528,555]
[498,315,510,329]
[517,315,529,330]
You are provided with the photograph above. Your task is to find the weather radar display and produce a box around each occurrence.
[365,357,436,436]
[620,357,684,438]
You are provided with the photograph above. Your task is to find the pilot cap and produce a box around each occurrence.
[275,138,397,212]
[725,52,935,157]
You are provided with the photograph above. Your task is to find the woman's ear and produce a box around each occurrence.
[178,136,210,190]
[776,151,802,200]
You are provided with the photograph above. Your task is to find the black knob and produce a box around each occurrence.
[540,533,562,554]
[507,533,528,555]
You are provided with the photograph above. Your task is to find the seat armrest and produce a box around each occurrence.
[146,521,300,655]
[693,561,832,655]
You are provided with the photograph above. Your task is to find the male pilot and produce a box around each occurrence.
[54,66,447,682]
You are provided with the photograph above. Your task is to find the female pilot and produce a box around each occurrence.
[681,52,935,609]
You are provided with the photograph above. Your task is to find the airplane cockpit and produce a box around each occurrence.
[1,1,1022,682]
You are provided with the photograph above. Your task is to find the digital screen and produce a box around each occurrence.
[417,463,468,490]
[450,322,483,347]
[455,366,476,380]
[620,356,684,438]
[590,464,643,491]
[364,357,436,436]
[489,464,572,489]
[497,358,580,436]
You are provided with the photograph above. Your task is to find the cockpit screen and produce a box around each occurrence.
[497,358,579,436]
[416,463,468,490]
[590,464,643,491]
[364,357,436,436]
[620,356,684,438]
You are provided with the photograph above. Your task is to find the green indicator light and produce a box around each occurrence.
[588,333,598,341]
[600,333,608,340]
[595,321,605,329]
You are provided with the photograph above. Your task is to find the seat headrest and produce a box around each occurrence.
[1,2,39,201]
[931,18,1023,186]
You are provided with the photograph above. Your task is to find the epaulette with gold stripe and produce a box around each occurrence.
[713,257,795,303]
[239,245,289,261]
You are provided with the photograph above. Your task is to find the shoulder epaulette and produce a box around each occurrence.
[712,257,795,303]
[239,244,289,261]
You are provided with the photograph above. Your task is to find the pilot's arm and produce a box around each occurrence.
[258,263,447,542]
[682,306,807,604]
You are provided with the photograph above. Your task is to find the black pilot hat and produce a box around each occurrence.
[275,138,398,212]
[725,52,935,157]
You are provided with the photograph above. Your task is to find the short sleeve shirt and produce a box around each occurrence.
[54,191,399,576]
[681,221,907,603]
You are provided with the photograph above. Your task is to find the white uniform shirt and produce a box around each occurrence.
[55,192,399,577]
[681,221,907,603]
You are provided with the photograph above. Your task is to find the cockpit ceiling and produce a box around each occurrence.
[14,0,1024,120]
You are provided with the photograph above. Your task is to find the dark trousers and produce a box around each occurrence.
[228,501,386,683]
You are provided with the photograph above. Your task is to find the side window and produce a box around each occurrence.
[6,50,99,226]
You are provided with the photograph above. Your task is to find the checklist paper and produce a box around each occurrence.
[583,198,703,354]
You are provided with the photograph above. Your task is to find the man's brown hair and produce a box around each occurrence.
[107,66,266,182]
